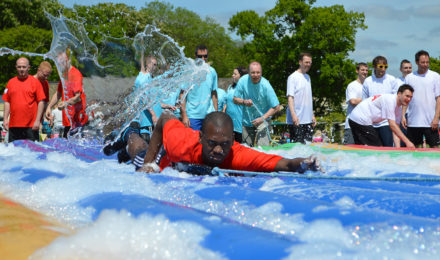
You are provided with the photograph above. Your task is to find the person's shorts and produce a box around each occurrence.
[407,127,440,147]
[288,123,313,144]
[189,118,203,131]
[8,127,39,142]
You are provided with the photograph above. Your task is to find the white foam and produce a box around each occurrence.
[30,210,226,260]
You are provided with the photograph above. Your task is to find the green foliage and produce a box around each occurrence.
[0,25,55,93]
[430,56,440,74]
[229,0,367,115]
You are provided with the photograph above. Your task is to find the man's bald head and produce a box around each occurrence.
[16,57,30,80]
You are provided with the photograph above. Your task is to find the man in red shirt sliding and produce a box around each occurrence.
[2,57,46,142]
[104,111,320,174]
[45,51,87,138]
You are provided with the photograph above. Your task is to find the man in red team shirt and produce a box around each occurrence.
[45,52,87,138]
[34,61,52,119]
[2,57,46,142]
[104,111,320,174]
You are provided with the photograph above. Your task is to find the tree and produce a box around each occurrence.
[430,56,440,74]
[229,0,366,114]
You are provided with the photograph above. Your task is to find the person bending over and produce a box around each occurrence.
[104,112,320,174]
[348,84,415,148]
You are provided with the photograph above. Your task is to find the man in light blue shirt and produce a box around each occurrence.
[133,55,161,140]
[233,61,280,147]
[181,45,218,131]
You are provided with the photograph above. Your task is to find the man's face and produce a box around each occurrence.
[200,122,234,166]
[400,62,412,77]
[147,58,158,74]
[37,68,52,81]
[56,52,70,74]
[249,63,262,84]
[416,55,429,74]
[16,58,30,79]
[374,60,388,78]
[299,56,312,73]
[357,65,368,81]
[196,49,208,62]
[398,89,413,106]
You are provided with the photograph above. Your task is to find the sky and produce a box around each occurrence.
[59,0,440,77]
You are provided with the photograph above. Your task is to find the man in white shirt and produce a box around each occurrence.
[403,50,440,148]
[393,59,412,147]
[286,52,316,144]
[349,84,415,148]
[362,56,398,147]
[395,59,412,88]
[343,62,368,145]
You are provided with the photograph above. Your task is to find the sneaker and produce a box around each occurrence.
[103,121,140,156]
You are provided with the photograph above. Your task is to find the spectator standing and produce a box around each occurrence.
[362,56,397,147]
[181,44,218,131]
[45,51,87,138]
[403,50,440,148]
[2,57,45,142]
[343,62,368,145]
[233,62,280,147]
[226,67,247,143]
[286,53,316,144]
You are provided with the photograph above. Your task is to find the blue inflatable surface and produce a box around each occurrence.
[1,139,439,259]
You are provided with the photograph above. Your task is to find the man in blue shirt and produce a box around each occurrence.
[181,45,218,131]
[233,62,280,147]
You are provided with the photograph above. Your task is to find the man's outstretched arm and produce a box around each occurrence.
[274,155,321,173]
[140,111,177,172]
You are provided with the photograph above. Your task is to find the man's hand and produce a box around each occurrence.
[2,120,9,131]
[405,141,416,149]
[32,120,40,131]
[431,117,439,131]
[252,117,264,127]
[401,116,407,129]
[292,114,300,126]
[58,101,67,110]
[182,115,191,128]
[137,162,160,173]
[243,99,253,107]
[312,116,317,127]
[298,155,322,173]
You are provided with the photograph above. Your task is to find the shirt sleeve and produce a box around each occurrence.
[381,96,396,121]
[346,83,356,103]
[2,81,11,102]
[266,81,280,108]
[227,144,283,172]
[211,68,218,91]
[286,75,295,97]
[34,79,46,102]
[362,83,369,99]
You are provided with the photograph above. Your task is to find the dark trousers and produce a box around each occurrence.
[8,127,39,142]
[349,120,383,146]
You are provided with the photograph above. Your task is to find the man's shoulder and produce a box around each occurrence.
[347,80,362,88]
[7,76,19,85]
[385,74,396,81]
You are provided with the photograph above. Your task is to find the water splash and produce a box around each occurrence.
[1,12,211,142]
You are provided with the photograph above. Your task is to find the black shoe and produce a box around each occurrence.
[117,149,131,163]
[103,121,140,156]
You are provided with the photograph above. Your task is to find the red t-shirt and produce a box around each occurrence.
[57,66,87,127]
[2,76,45,127]
[41,80,49,102]
[159,119,283,171]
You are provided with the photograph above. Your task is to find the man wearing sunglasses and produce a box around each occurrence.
[403,50,440,148]
[181,44,218,131]
[362,56,398,147]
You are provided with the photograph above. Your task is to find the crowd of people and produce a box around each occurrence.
[1,51,88,143]
[2,45,439,174]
